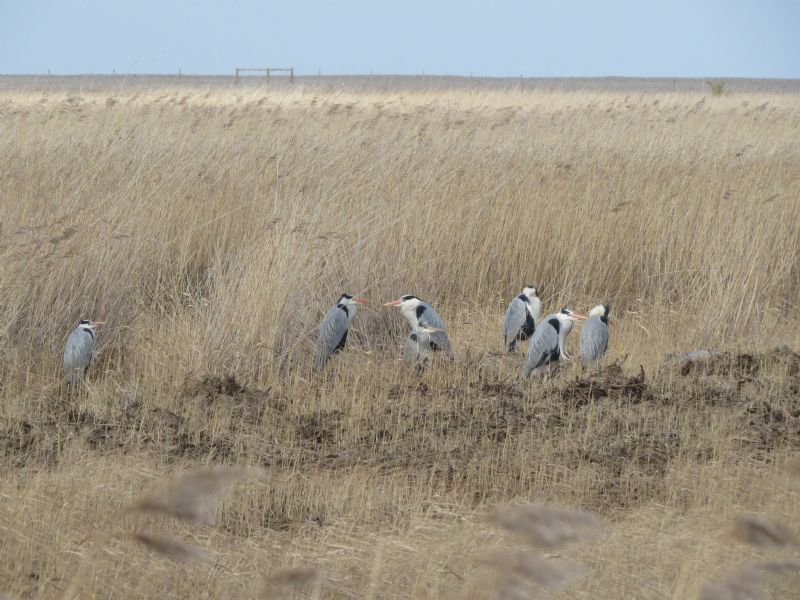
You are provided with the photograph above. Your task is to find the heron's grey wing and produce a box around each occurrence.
[63,328,94,383]
[417,304,453,358]
[503,297,527,350]
[315,305,349,368]
[416,331,433,362]
[580,316,609,365]
[523,320,558,377]
[403,332,418,363]
[417,303,446,329]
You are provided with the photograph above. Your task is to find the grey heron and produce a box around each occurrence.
[63,319,105,385]
[523,308,585,378]
[579,304,611,366]
[384,295,454,359]
[403,326,444,368]
[503,285,541,352]
[315,294,368,369]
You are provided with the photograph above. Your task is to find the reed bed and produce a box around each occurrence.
[0,81,798,598]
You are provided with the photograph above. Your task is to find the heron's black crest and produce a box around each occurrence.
[547,317,561,333]
[79,319,91,325]
[601,304,612,323]
[517,293,528,302]
[401,295,419,302]
[409,333,418,342]
[415,305,426,319]
[338,293,353,302]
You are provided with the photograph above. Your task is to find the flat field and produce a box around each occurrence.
[1,77,799,599]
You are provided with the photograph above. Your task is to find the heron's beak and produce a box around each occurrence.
[91,320,107,327]
[352,297,369,304]
[421,327,444,333]
[571,313,587,321]
[383,299,402,307]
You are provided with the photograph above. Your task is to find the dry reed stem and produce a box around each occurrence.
[126,466,266,525]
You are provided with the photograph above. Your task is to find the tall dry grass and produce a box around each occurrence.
[0,82,798,598]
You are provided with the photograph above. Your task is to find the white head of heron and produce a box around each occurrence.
[383,294,424,323]
[588,304,612,319]
[522,285,539,299]
[337,294,369,307]
[383,295,421,309]
[78,319,106,331]
[555,307,585,334]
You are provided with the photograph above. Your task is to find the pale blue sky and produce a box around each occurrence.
[1,0,798,77]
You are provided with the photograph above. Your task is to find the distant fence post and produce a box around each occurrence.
[234,67,294,83]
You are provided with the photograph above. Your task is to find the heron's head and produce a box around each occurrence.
[78,319,106,331]
[522,285,539,298]
[338,293,368,307]
[588,304,611,318]
[558,308,586,321]
[383,295,421,309]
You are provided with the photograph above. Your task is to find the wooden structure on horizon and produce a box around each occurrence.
[234,67,294,83]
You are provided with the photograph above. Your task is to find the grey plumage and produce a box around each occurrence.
[523,317,559,378]
[523,308,583,378]
[315,294,367,369]
[387,295,454,360]
[579,304,611,366]
[403,332,422,364]
[414,305,452,359]
[63,320,99,385]
[403,326,441,368]
[503,286,541,352]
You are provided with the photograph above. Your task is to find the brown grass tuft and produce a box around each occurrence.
[482,549,588,589]
[731,515,799,549]
[700,561,800,600]
[131,532,210,563]
[126,466,266,525]
[489,503,604,548]
[269,565,322,586]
